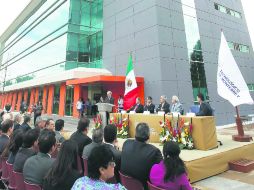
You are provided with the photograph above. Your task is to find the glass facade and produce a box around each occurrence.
[214,3,242,18]
[65,86,74,116]
[228,42,250,53]
[65,0,103,70]
[247,84,254,92]
[181,0,209,102]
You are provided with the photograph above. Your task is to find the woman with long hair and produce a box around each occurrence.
[43,140,81,190]
[149,141,192,190]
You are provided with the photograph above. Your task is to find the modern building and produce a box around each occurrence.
[0,0,253,124]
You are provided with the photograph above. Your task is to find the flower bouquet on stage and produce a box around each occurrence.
[110,114,129,139]
[93,114,103,129]
[159,115,194,149]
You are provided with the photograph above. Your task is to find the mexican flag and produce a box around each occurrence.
[123,54,138,110]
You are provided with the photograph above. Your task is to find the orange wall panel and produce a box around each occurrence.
[16,91,23,111]
[34,88,39,104]
[42,86,48,114]
[59,83,66,116]
[47,85,54,115]
[11,92,17,110]
[23,90,28,104]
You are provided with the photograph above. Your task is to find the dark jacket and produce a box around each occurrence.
[21,123,32,132]
[129,104,144,113]
[70,131,92,156]
[144,103,155,113]
[23,152,54,185]
[13,147,36,172]
[156,101,170,114]
[104,97,115,105]
[14,122,22,131]
[104,143,121,182]
[196,102,213,116]
[0,134,10,154]
[121,139,162,188]
[42,169,81,190]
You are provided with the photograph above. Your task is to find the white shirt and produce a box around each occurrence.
[76,101,82,110]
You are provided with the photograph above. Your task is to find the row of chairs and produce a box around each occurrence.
[1,157,41,190]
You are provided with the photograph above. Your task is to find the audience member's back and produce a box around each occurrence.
[70,117,92,156]
[0,119,14,154]
[14,128,40,172]
[121,123,162,188]
[23,129,56,185]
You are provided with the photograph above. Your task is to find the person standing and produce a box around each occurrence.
[76,98,83,118]
[117,95,124,113]
[144,96,155,113]
[33,101,43,126]
[104,91,115,124]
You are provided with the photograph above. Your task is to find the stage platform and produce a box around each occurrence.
[117,134,254,183]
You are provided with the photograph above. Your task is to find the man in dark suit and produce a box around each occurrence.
[14,114,22,131]
[121,123,163,189]
[104,91,115,124]
[128,97,144,113]
[70,117,92,156]
[196,93,213,116]
[23,130,56,185]
[0,119,13,154]
[14,128,40,172]
[156,95,170,114]
[144,96,155,113]
[104,124,121,182]
[21,114,32,132]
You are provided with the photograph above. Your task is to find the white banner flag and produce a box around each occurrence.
[217,32,254,107]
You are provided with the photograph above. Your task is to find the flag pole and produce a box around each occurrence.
[232,106,252,142]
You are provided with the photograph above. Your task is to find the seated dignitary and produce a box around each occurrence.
[72,145,126,190]
[23,129,56,185]
[14,128,40,172]
[144,96,155,113]
[150,141,192,190]
[171,95,184,115]
[196,93,213,116]
[156,95,170,114]
[121,123,162,189]
[127,97,144,113]
[83,127,103,159]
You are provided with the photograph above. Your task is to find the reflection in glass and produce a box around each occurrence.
[181,1,209,101]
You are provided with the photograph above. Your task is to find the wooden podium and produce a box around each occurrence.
[96,103,114,127]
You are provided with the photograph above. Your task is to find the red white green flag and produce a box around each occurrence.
[123,54,138,110]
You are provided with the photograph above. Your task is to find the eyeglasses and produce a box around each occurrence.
[108,161,116,167]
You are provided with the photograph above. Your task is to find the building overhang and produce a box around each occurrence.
[4,68,112,92]
[66,75,144,86]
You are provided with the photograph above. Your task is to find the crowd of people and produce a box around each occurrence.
[0,108,193,190]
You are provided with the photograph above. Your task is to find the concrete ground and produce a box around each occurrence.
[36,114,254,190]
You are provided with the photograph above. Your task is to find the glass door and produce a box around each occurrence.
[65,86,74,116]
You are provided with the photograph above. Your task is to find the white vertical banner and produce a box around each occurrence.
[217,32,254,107]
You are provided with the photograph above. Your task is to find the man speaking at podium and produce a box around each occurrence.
[104,91,115,124]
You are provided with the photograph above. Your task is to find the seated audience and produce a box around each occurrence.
[196,93,213,116]
[23,129,56,185]
[72,145,126,190]
[121,123,162,189]
[144,96,155,113]
[43,140,81,190]
[14,114,22,131]
[128,97,144,113]
[55,119,65,143]
[150,141,192,190]
[70,117,92,156]
[21,114,32,132]
[14,128,40,172]
[7,129,23,164]
[83,128,103,159]
[171,96,184,115]
[0,119,14,154]
[45,118,55,131]
[104,124,121,182]
[156,95,170,114]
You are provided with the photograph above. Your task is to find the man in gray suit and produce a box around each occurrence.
[171,95,184,115]
[23,129,56,185]
[82,128,103,159]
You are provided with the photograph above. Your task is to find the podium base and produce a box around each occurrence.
[232,135,253,142]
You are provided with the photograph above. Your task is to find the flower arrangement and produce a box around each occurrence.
[110,114,129,139]
[159,116,194,150]
[93,114,102,129]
